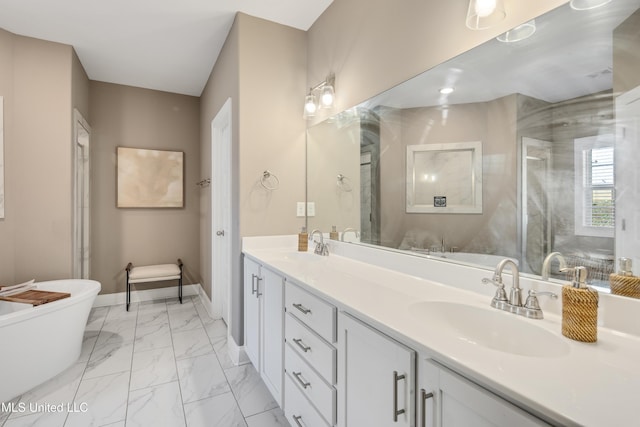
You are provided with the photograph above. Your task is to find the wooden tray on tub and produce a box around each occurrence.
[0,290,71,306]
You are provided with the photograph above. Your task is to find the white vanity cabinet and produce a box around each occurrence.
[337,312,416,427]
[418,359,550,427]
[243,256,284,405]
[284,281,337,427]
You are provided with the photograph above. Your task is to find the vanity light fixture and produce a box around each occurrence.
[496,20,536,43]
[303,74,336,119]
[569,0,612,10]
[466,0,506,30]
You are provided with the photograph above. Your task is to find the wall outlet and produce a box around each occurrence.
[307,202,316,217]
[296,202,305,217]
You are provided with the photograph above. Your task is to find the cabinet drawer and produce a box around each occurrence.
[285,313,336,384]
[285,345,336,425]
[286,282,336,343]
[285,374,330,427]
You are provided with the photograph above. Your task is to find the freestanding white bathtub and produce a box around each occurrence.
[0,279,100,403]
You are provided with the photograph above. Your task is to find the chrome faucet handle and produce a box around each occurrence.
[522,290,558,319]
[482,277,509,310]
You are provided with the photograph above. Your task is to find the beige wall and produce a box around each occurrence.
[200,14,240,310]
[378,96,518,257]
[237,14,307,237]
[89,81,200,295]
[306,0,567,125]
[200,13,306,342]
[0,31,77,285]
[72,50,90,121]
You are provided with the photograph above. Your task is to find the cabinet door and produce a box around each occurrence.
[337,312,415,427]
[261,266,284,406]
[419,359,550,427]
[243,256,261,369]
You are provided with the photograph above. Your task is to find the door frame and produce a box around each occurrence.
[211,98,232,323]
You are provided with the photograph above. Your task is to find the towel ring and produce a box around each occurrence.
[337,174,352,192]
[261,170,280,190]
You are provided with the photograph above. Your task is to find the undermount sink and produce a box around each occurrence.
[409,301,570,358]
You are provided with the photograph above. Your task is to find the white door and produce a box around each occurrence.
[615,85,640,271]
[337,312,415,427]
[212,98,232,322]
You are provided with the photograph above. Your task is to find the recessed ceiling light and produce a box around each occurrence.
[439,87,455,95]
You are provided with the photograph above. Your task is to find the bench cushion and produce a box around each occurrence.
[129,264,181,284]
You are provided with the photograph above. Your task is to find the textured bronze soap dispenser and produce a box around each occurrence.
[609,258,640,299]
[562,266,599,343]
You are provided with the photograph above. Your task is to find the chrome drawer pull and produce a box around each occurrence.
[251,274,257,295]
[293,338,311,352]
[421,389,434,427]
[393,371,406,422]
[293,371,311,389]
[293,303,312,315]
[255,276,263,297]
[293,415,304,427]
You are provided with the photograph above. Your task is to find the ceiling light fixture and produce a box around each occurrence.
[496,19,536,43]
[439,87,455,95]
[569,0,612,10]
[303,74,336,119]
[466,0,506,30]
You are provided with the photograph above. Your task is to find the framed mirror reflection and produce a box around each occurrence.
[306,0,640,297]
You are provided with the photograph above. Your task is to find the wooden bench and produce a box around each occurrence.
[125,259,183,311]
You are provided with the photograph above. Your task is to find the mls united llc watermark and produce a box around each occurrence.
[1,402,89,414]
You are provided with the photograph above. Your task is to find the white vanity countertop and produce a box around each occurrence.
[243,239,640,427]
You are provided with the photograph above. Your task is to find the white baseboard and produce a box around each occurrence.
[228,334,250,366]
[93,283,202,307]
[193,286,216,319]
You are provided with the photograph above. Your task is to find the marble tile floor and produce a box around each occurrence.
[0,296,290,427]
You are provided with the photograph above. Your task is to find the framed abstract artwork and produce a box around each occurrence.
[116,146,184,208]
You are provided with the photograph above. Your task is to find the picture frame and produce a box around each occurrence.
[116,146,184,208]
[406,141,483,214]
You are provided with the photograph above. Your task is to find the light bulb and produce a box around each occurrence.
[475,0,497,17]
[303,93,317,118]
[320,85,335,108]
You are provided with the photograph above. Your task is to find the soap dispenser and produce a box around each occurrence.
[561,266,598,343]
[298,227,308,252]
[329,226,339,241]
[609,258,640,299]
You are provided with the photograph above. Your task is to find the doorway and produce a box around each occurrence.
[211,99,232,323]
[73,109,91,279]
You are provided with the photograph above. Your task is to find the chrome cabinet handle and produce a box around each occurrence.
[293,303,311,315]
[293,415,304,427]
[255,276,263,297]
[251,274,257,295]
[293,371,311,389]
[421,388,434,427]
[293,338,311,352]
[393,371,406,422]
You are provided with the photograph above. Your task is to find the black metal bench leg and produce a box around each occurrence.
[179,269,183,304]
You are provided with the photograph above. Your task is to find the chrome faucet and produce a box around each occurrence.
[483,258,557,319]
[340,227,359,242]
[482,259,522,314]
[309,229,329,256]
[541,252,568,280]
[440,236,446,253]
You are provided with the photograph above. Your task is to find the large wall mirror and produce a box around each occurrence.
[306,0,640,297]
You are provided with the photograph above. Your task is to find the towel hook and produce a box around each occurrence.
[337,174,352,192]
[261,170,280,190]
